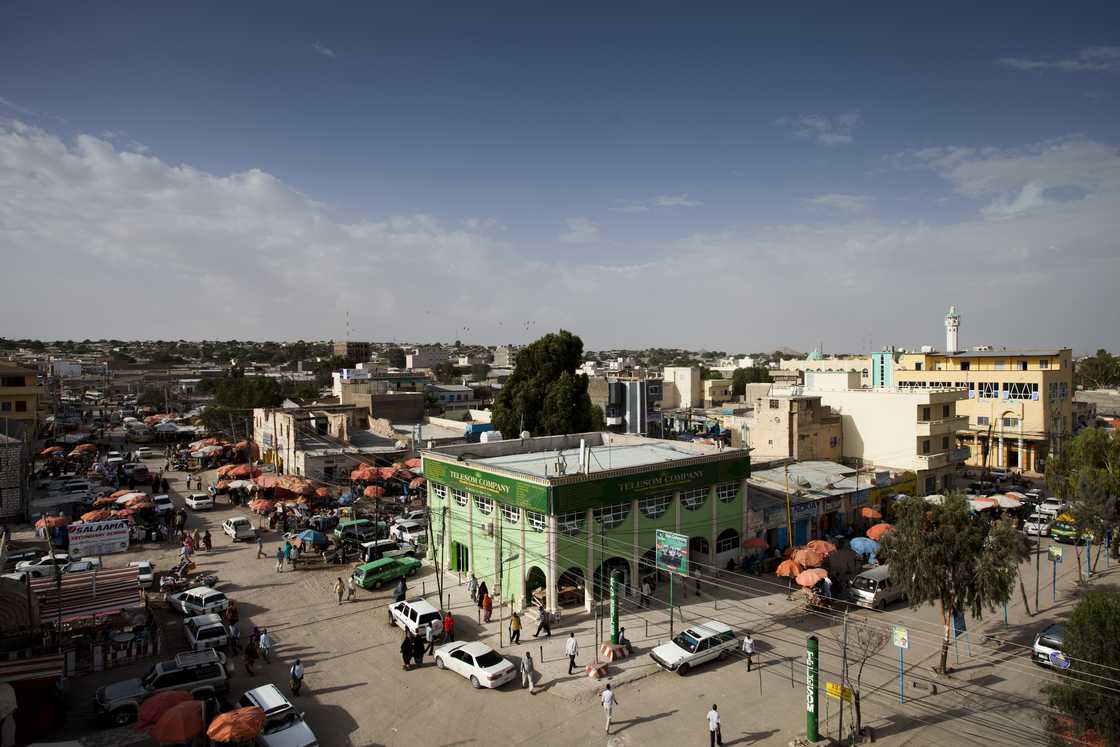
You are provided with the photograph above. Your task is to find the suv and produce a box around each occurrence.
[392,520,428,549]
[1024,512,1054,537]
[134,447,155,459]
[389,597,444,638]
[353,557,420,590]
[238,684,318,747]
[223,516,257,541]
[1038,497,1067,517]
[152,494,175,515]
[392,509,427,526]
[847,566,904,610]
[185,493,214,510]
[650,620,738,675]
[360,539,415,564]
[185,613,230,652]
[1033,623,1066,667]
[169,586,230,616]
[95,649,230,726]
[333,519,383,548]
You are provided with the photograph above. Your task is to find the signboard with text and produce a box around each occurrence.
[423,458,549,513]
[655,529,689,576]
[826,681,853,702]
[892,625,909,650]
[67,519,130,557]
[1049,546,1063,563]
[553,456,750,513]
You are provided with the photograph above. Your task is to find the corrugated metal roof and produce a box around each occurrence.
[30,567,141,624]
[0,653,64,683]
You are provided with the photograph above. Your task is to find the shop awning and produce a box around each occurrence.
[30,567,141,624]
[0,653,65,683]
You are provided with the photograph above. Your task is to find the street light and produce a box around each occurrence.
[498,552,519,648]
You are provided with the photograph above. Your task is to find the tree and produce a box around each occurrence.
[199,370,286,438]
[469,362,491,381]
[1045,592,1120,746]
[385,347,406,368]
[823,616,889,740]
[432,362,458,384]
[731,366,772,395]
[136,387,165,409]
[492,330,594,437]
[880,493,1031,674]
[591,404,606,431]
[1076,349,1120,390]
[1048,429,1120,566]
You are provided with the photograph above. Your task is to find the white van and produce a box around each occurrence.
[847,565,904,610]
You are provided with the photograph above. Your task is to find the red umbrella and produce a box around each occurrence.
[404,457,422,469]
[92,496,118,508]
[775,559,803,577]
[39,446,65,457]
[796,568,829,587]
[206,707,265,742]
[742,537,769,551]
[792,548,824,568]
[81,510,111,522]
[409,477,426,490]
[110,489,132,498]
[149,700,205,744]
[228,464,260,479]
[378,467,398,481]
[363,485,385,498]
[805,540,837,558]
[350,467,377,482]
[135,690,193,730]
[216,464,237,478]
[860,506,882,520]
[397,469,415,481]
[867,523,895,541]
[254,474,279,489]
[35,515,69,529]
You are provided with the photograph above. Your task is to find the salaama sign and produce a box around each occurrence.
[67,519,130,556]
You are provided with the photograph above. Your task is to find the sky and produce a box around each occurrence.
[1,1,1119,354]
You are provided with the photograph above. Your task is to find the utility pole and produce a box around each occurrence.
[839,611,849,743]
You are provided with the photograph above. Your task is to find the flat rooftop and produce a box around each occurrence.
[940,349,1065,358]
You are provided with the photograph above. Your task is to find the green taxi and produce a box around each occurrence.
[352,557,420,590]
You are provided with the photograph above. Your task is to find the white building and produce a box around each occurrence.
[661,366,702,409]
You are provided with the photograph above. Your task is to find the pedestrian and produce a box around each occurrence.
[601,682,618,734]
[618,627,633,656]
[257,535,265,559]
[533,608,551,638]
[228,623,241,655]
[565,632,579,675]
[227,600,240,627]
[292,545,301,568]
[160,477,169,493]
[694,565,702,596]
[333,577,344,605]
[202,530,212,552]
[394,578,407,604]
[509,610,522,643]
[424,622,435,655]
[192,528,201,548]
[467,572,479,603]
[289,659,304,695]
[258,629,272,663]
[707,704,722,747]
[521,651,535,693]
[243,639,258,676]
[346,575,356,601]
[275,546,284,573]
[412,629,426,667]
[640,578,652,608]
[283,540,292,566]
[401,634,414,670]
[481,592,493,623]
[476,580,488,607]
[741,631,755,672]
[443,611,455,642]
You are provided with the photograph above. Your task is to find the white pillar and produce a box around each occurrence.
[584,508,594,613]
[709,484,718,564]
[631,498,640,591]
[546,515,559,615]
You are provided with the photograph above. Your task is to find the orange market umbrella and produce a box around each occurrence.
[409,477,426,490]
[206,706,265,743]
[378,467,398,481]
[363,485,385,498]
[404,457,422,469]
[775,559,803,578]
[969,497,999,511]
[111,509,136,519]
[136,689,193,730]
[128,499,154,510]
[867,523,895,542]
[860,506,882,520]
[40,446,65,457]
[314,487,331,499]
[742,537,769,551]
[228,464,260,479]
[397,469,415,481]
[254,474,279,489]
[216,464,237,478]
[110,489,132,498]
[74,443,96,452]
[796,568,829,587]
[805,540,837,557]
[149,700,206,744]
[35,515,69,529]
[350,467,377,482]
[93,496,118,508]
[792,548,824,568]
[81,510,111,522]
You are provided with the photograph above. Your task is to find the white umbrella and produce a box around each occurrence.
[227,480,256,491]
[923,494,945,505]
[154,422,180,433]
[114,492,148,505]
[991,494,1023,509]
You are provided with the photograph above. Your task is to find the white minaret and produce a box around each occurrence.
[945,305,961,352]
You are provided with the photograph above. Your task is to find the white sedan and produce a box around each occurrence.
[434,641,517,689]
[222,517,257,541]
[185,493,214,510]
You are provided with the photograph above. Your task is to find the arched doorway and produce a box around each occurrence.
[558,566,585,607]
[594,556,632,597]
[714,528,739,568]
[526,565,547,607]
[689,536,711,570]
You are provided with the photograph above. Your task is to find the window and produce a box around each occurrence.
[1003,417,1019,428]
[942,404,950,418]
[716,482,738,503]
[500,504,521,525]
[1020,360,1028,371]
[924,476,936,493]
[716,528,740,554]
[0,403,9,412]
[680,487,707,511]
[0,377,24,387]
[432,483,447,501]
[922,440,931,454]
[474,496,493,515]
[451,488,468,507]
[1039,359,1049,369]
[14,401,26,413]
[921,406,931,421]
[967,382,975,399]
[769,399,779,409]
[941,436,949,450]
[639,494,671,519]
[1006,382,1038,400]
[829,436,839,448]
[557,511,585,536]
[915,362,923,371]
[995,360,1005,370]
[527,510,546,532]
[960,361,970,371]
[593,503,630,529]
[978,382,999,399]
[977,416,989,426]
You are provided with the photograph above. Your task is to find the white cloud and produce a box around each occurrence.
[999,47,1120,74]
[776,112,861,146]
[312,41,337,59]
[462,217,505,231]
[802,193,874,212]
[557,216,599,244]
[612,194,702,213]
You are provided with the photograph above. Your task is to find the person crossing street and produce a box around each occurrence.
[565,632,579,675]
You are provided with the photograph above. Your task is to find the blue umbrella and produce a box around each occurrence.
[298,529,328,546]
[849,537,880,558]
[338,493,352,506]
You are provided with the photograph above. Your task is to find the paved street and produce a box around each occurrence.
[27,456,1114,747]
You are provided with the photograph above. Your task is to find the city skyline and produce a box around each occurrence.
[2,2,1118,351]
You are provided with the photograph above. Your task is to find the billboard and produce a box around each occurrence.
[655,529,689,576]
[68,519,130,557]
[422,458,549,513]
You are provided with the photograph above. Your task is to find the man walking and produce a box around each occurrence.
[394,578,407,604]
[333,577,344,605]
[346,575,356,601]
[256,535,265,559]
[640,578,651,608]
[533,608,551,638]
[466,572,478,603]
[694,565,703,596]
[289,659,304,696]
[741,631,755,672]
[602,682,618,734]
[424,622,436,656]
[707,704,722,747]
[520,651,535,694]
[509,610,522,644]
[258,629,272,663]
[565,632,579,675]
[228,623,241,655]
[275,546,284,573]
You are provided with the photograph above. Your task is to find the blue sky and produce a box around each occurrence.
[1,2,1119,351]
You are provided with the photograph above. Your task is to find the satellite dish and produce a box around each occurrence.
[520,430,531,440]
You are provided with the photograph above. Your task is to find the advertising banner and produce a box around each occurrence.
[423,458,549,513]
[655,529,689,576]
[554,457,750,513]
[67,519,130,557]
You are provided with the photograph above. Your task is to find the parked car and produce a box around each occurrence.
[333,519,384,548]
[123,463,151,482]
[128,560,155,588]
[360,539,416,563]
[434,641,516,689]
[134,447,155,459]
[389,598,444,638]
[650,620,738,675]
[184,613,230,652]
[16,553,71,576]
[95,649,230,726]
[352,557,420,590]
[185,493,214,510]
[1033,623,1066,667]
[222,516,257,542]
[152,494,175,515]
[1038,497,1067,517]
[392,520,428,548]
[238,684,319,747]
[63,559,101,575]
[847,565,905,610]
[392,509,427,526]
[4,548,41,570]
[62,479,91,494]
[169,586,230,616]
[1024,512,1054,537]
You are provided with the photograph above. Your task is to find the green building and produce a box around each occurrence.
[422,432,750,615]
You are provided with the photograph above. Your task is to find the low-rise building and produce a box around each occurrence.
[0,363,44,440]
[661,366,702,409]
[430,384,475,409]
[703,378,733,408]
[589,377,663,436]
[747,460,874,549]
[253,404,402,480]
[492,345,519,368]
[406,346,445,370]
[333,340,372,362]
[746,392,843,463]
[0,433,27,520]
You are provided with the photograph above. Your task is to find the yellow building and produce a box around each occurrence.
[0,363,43,439]
[891,349,1073,473]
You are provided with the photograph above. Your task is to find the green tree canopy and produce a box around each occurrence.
[731,366,772,395]
[432,361,458,384]
[385,347,406,368]
[1045,592,1120,746]
[492,330,595,437]
[881,492,1031,674]
[1076,349,1120,389]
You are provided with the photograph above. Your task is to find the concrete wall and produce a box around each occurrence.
[662,367,702,409]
